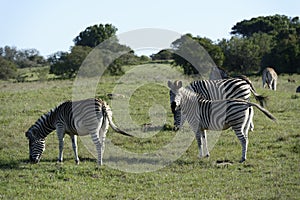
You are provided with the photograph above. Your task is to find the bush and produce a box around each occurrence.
[0,57,17,80]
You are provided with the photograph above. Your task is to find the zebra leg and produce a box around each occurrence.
[56,128,65,163]
[99,117,109,164]
[201,130,210,157]
[90,130,102,165]
[235,131,248,163]
[249,108,254,132]
[273,80,277,91]
[234,118,250,163]
[195,130,204,158]
[70,135,80,164]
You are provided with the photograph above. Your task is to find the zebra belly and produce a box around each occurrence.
[74,117,104,136]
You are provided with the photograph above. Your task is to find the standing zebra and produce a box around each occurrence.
[170,77,266,131]
[168,80,276,162]
[262,67,278,91]
[25,98,132,165]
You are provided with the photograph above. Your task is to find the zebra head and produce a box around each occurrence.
[168,80,184,131]
[169,90,182,131]
[25,129,46,163]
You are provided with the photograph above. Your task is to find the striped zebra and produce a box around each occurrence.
[25,98,132,165]
[168,80,276,163]
[262,67,278,91]
[170,77,266,131]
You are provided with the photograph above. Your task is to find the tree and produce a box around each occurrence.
[229,15,300,74]
[172,34,224,75]
[49,46,92,78]
[219,33,274,73]
[262,27,300,73]
[150,49,174,60]
[231,15,292,37]
[15,49,46,68]
[219,37,261,73]
[0,57,17,80]
[73,24,118,48]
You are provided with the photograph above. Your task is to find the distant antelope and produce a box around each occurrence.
[262,67,278,91]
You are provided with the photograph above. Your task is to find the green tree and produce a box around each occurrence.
[0,57,17,80]
[150,49,174,60]
[263,28,300,73]
[73,24,118,48]
[219,33,274,73]
[231,15,292,37]
[229,15,300,74]
[49,46,92,78]
[172,34,224,75]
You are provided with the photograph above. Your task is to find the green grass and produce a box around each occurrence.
[0,64,299,199]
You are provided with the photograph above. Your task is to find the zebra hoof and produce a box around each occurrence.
[173,126,179,131]
[97,161,103,166]
[239,158,246,163]
[75,160,80,165]
[205,154,210,158]
[57,159,63,163]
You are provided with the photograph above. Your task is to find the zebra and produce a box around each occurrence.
[25,98,132,165]
[170,77,266,131]
[262,67,278,91]
[168,80,276,163]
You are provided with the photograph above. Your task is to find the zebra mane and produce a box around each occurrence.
[26,107,58,141]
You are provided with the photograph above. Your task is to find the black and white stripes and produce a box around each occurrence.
[168,80,276,162]
[25,98,131,165]
[170,77,266,131]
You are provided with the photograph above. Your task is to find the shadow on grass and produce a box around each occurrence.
[0,157,99,171]
[0,159,27,170]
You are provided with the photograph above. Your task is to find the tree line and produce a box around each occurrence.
[153,14,300,75]
[1,14,299,80]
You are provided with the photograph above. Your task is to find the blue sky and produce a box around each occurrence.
[0,0,299,57]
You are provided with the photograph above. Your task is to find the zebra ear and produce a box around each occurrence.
[177,81,182,88]
[167,80,173,89]
[174,80,182,88]
[25,131,31,139]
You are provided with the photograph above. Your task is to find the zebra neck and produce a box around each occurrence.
[33,108,57,139]
[181,88,204,103]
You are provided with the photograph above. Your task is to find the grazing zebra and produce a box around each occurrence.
[25,98,132,165]
[209,66,229,80]
[262,67,278,91]
[170,77,266,131]
[168,80,276,163]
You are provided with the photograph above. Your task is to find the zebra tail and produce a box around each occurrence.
[251,90,268,108]
[246,79,267,107]
[236,75,268,107]
[248,102,277,122]
[102,105,133,137]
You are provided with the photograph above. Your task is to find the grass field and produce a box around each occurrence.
[0,64,299,199]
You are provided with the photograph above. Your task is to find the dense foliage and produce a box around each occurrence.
[49,23,147,77]
[73,24,118,48]
[227,15,300,74]
[165,15,300,75]
[0,56,17,80]
[171,34,224,75]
